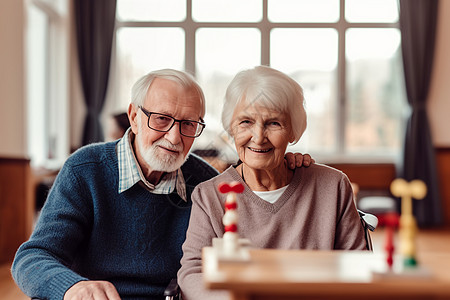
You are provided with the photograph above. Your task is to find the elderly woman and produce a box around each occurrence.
[178,66,367,300]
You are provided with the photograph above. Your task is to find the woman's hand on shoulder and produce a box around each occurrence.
[285,152,315,170]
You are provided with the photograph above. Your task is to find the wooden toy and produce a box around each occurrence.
[390,178,427,267]
[211,181,250,261]
[371,179,432,280]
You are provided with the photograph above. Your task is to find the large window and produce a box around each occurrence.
[112,0,406,163]
[26,0,70,168]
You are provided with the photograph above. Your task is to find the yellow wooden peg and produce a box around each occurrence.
[390,178,427,267]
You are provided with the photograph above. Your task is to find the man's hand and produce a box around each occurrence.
[285,152,315,170]
[64,280,121,300]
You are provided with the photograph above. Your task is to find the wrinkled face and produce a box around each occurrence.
[231,101,294,171]
[129,78,203,173]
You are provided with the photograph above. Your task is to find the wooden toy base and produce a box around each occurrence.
[212,237,252,262]
[372,263,433,281]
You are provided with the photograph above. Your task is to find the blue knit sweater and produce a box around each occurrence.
[11,141,218,300]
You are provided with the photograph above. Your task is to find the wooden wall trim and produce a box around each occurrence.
[0,157,30,163]
[0,158,33,264]
[436,148,450,227]
[328,163,396,190]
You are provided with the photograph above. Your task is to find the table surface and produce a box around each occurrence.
[202,247,450,299]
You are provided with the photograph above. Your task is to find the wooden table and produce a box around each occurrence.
[202,247,450,300]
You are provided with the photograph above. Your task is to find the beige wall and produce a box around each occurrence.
[0,0,26,158]
[1,1,450,159]
[428,0,450,147]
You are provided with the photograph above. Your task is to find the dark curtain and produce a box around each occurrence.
[74,0,117,145]
[399,0,442,226]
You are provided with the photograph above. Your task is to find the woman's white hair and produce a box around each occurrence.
[131,69,206,117]
[221,65,307,144]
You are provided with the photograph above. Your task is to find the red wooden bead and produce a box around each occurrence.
[224,224,238,232]
[229,182,244,193]
[218,182,231,193]
[218,182,245,194]
[225,202,237,210]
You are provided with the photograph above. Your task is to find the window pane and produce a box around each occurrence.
[345,0,398,23]
[346,28,405,155]
[268,0,339,23]
[117,0,186,21]
[271,28,338,155]
[115,28,184,110]
[192,0,262,22]
[27,5,49,166]
[195,28,261,162]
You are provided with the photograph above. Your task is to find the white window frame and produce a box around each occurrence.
[26,0,70,168]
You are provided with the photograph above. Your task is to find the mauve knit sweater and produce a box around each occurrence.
[178,164,367,300]
[11,141,218,300]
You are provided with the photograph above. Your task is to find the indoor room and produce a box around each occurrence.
[1,0,450,299]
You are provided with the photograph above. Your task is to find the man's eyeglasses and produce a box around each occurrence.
[139,106,205,138]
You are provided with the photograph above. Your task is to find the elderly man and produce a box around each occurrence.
[12,69,311,300]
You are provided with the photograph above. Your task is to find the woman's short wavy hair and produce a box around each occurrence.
[131,69,206,118]
[221,65,307,144]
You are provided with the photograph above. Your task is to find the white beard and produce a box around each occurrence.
[136,124,188,173]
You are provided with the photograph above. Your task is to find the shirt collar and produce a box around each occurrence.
[117,128,187,201]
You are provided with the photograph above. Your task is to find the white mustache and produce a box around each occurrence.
[154,139,183,152]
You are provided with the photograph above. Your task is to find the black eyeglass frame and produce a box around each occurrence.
[138,105,205,138]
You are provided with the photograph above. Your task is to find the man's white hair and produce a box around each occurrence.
[131,69,206,118]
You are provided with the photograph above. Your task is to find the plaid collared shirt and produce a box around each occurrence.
[116,128,187,201]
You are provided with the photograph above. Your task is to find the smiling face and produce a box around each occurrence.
[128,78,203,174]
[231,101,294,172]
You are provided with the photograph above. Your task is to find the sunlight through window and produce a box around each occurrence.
[114,0,405,163]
